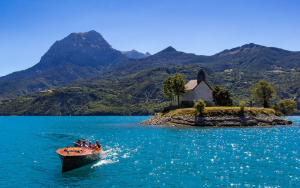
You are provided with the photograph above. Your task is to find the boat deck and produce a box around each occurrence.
[56,147,101,156]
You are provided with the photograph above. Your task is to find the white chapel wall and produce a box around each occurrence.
[179,90,194,102]
[193,82,213,102]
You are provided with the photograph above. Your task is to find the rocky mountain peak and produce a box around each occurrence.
[53,30,111,50]
[159,46,177,53]
[37,30,121,69]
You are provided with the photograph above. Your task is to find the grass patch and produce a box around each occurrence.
[160,107,275,117]
[270,70,284,73]
[40,89,54,93]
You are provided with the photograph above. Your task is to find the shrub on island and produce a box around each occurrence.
[239,101,245,115]
[194,99,206,115]
[273,99,297,116]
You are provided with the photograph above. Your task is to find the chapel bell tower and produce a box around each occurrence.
[197,69,205,84]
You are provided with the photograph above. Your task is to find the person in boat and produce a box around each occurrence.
[73,139,81,147]
[93,140,102,150]
[88,141,94,149]
[81,140,88,148]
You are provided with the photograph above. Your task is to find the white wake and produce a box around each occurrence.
[91,145,139,168]
[91,159,116,168]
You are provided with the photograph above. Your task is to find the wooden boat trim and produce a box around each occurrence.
[56,146,105,172]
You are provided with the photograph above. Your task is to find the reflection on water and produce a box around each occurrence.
[0,116,299,187]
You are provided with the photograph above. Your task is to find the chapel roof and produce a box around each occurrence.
[185,80,212,90]
[185,80,198,90]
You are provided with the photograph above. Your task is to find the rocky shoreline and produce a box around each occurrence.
[139,114,292,127]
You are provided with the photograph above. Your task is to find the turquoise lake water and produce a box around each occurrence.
[0,116,299,187]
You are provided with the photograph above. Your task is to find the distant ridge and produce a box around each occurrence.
[75,42,300,87]
[122,50,151,59]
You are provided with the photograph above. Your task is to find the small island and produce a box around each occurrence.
[140,69,294,127]
[140,107,292,127]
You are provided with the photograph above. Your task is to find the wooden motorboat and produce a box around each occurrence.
[56,146,105,172]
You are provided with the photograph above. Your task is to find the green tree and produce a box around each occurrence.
[212,85,234,106]
[162,76,174,105]
[162,73,186,106]
[273,99,297,116]
[172,73,186,106]
[250,80,275,108]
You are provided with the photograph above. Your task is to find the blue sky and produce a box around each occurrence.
[0,0,299,77]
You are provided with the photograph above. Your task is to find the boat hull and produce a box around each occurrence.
[57,147,104,172]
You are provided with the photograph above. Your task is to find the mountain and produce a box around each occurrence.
[211,43,300,71]
[75,46,210,84]
[122,50,151,59]
[0,30,130,99]
[1,29,300,100]
[75,43,300,85]
[1,65,299,116]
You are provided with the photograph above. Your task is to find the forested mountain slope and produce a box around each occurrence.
[1,65,299,116]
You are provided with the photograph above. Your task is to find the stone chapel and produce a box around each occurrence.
[179,69,215,106]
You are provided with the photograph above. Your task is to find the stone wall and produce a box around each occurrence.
[140,114,292,127]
